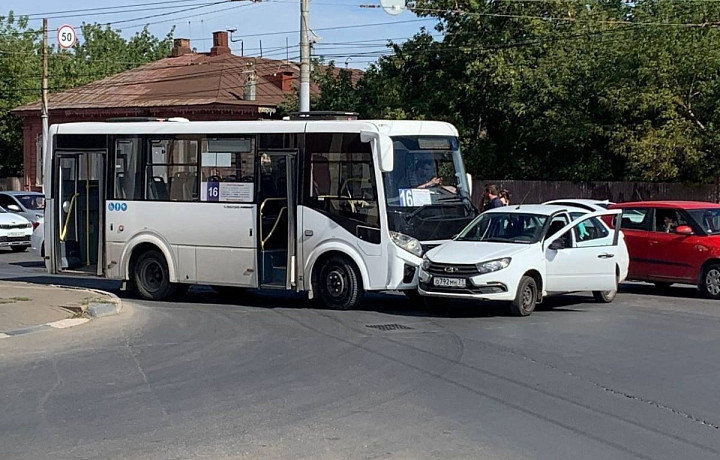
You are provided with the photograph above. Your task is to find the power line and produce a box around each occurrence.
[16,0,208,18]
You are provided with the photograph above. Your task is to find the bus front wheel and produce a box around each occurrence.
[133,250,177,300]
[316,256,364,310]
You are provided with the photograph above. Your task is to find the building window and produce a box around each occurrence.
[146,138,199,201]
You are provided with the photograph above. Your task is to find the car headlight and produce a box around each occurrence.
[390,231,422,257]
[421,255,431,270]
[476,257,511,274]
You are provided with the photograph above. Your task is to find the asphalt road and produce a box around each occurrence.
[1,248,719,460]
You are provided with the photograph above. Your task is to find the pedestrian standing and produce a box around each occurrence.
[500,189,510,206]
[483,184,504,212]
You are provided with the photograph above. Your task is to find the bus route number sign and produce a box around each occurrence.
[206,182,220,202]
[57,24,77,49]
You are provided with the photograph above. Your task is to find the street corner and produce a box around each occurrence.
[0,280,122,338]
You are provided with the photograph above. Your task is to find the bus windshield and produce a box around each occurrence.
[382,136,476,241]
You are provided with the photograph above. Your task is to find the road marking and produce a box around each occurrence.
[48,318,90,329]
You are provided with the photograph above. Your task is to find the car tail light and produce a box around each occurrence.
[32,221,39,230]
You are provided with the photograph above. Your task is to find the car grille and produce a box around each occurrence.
[426,262,479,276]
[0,224,28,230]
[0,235,31,242]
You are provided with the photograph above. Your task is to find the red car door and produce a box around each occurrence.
[646,208,707,282]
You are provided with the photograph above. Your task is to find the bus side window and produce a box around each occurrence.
[304,133,380,233]
[114,137,142,200]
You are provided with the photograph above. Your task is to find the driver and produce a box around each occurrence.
[411,159,442,189]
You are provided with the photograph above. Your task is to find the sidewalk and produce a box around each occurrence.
[0,280,120,337]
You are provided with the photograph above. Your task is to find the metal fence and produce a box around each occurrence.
[472,180,720,207]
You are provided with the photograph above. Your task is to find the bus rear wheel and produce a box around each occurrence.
[317,256,364,310]
[133,249,177,300]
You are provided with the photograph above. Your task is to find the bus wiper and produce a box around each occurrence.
[436,196,463,202]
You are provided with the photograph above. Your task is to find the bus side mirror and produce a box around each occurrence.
[466,173,473,196]
[62,201,71,213]
[361,130,394,172]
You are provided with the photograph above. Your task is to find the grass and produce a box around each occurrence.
[0,296,31,304]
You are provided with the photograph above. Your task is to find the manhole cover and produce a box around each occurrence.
[365,323,413,331]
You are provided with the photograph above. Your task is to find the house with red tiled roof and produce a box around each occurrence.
[11,31,362,191]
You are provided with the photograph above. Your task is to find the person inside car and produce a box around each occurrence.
[658,213,678,233]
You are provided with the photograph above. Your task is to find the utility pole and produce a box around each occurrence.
[299,0,310,113]
[41,18,49,192]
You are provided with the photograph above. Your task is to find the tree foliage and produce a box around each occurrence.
[313,0,720,183]
[0,12,173,177]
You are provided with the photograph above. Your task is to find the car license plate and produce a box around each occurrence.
[8,232,24,237]
[433,277,466,288]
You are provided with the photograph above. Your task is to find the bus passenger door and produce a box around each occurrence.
[258,151,296,288]
[54,151,105,275]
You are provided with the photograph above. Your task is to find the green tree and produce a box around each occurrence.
[0,12,173,177]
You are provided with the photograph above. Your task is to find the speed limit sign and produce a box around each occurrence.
[57,24,77,49]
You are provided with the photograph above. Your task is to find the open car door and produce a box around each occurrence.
[543,209,622,293]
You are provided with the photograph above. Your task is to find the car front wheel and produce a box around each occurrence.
[593,273,619,303]
[510,276,537,316]
[701,264,720,299]
[316,256,364,310]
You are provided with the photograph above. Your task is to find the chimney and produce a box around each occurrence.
[266,71,295,92]
[210,31,231,56]
[171,38,192,57]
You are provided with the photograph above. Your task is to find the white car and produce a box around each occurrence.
[543,198,611,212]
[31,216,44,258]
[0,206,33,252]
[418,204,629,316]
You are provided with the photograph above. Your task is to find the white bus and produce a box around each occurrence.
[44,116,477,309]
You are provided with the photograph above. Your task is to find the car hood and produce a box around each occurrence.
[426,240,533,264]
[0,213,30,225]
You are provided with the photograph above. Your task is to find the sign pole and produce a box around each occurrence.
[41,18,49,193]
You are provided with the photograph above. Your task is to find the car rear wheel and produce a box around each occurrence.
[701,264,720,299]
[510,276,537,316]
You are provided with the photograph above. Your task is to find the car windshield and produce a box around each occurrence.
[687,208,720,234]
[455,212,549,244]
[382,135,476,241]
[15,194,45,210]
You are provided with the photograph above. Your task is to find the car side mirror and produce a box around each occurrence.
[6,204,21,212]
[549,238,565,250]
[675,225,693,235]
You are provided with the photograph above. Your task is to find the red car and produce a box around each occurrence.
[608,201,720,298]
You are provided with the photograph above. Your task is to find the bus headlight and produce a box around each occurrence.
[476,257,511,274]
[390,231,422,257]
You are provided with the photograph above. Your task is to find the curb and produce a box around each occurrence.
[0,287,122,339]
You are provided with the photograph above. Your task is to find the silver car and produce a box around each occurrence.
[0,191,45,223]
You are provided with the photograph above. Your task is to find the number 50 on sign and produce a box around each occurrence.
[57,24,77,49]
